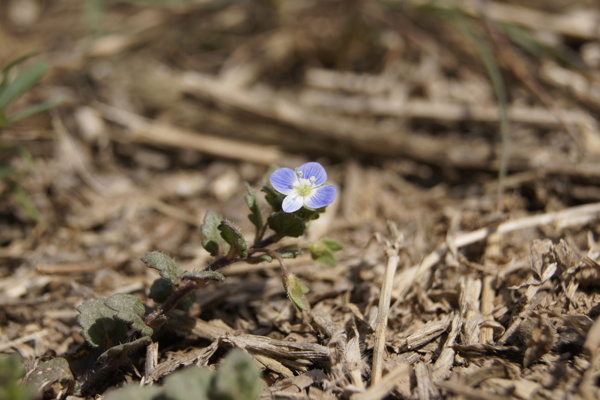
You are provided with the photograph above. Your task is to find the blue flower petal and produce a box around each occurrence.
[297,162,327,186]
[282,194,304,213]
[270,168,297,195]
[304,185,336,209]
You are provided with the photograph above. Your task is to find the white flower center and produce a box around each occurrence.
[294,174,317,197]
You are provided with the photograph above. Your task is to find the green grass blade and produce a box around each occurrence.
[0,59,48,109]
[4,98,62,126]
[0,51,39,89]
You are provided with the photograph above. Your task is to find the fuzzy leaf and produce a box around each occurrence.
[148,278,174,304]
[180,270,225,282]
[164,366,213,400]
[218,220,248,258]
[245,183,263,232]
[104,384,163,400]
[77,299,128,348]
[211,349,263,400]
[24,357,73,395]
[283,274,310,311]
[309,239,343,267]
[141,251,183,286]
[104,294,153,337]
[149,278,196,311]
[98,336,152,363]
[201,210,229,256]
[267,212,306,238]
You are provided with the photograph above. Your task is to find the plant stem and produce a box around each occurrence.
[145,235,286,327]
[249,248,290,278]
[253,233,282,249]
[145,280,200,327]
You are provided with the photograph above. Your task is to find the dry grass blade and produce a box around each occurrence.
[371,227,404,385]
[404,0,600,39]
[96,103,288,166]
[350,362,410,400]
[395,201,600,300]
[186,318,330,363]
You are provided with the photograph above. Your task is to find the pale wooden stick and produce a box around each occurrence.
[371,245,401,385]
[479,275,496,344]
[176,71,595,172]
[351,362,410,400]
[186,318,330,363]
[301,89,595,128]
[403,0,600,40]
[393,202,600,300]
[0,329,48,352]
[144,341,159,383]
[96,103,287,166]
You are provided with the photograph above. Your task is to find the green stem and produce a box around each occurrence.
[249,248,290,278]
[145,279,200,328]
[145,234,287,327]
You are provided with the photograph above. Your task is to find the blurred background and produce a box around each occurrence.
[1,0,600,397]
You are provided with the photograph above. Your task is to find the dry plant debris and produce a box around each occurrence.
[1,0,600,399]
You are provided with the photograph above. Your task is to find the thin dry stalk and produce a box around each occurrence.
[394,202,600,299]
[404,0,600,40]
[371,240,401,385]
[351,362,410,400]
[96,103,288,166]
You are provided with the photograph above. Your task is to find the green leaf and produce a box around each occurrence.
[98,336,152,363]
[164,366,213,400]
[261,186,283,211]
[276,246,301,259]
[0,353,34,400]
[179,269,225,282]
[103,383,163,400]
[309,239,343,267]
[211,349,263,400]
[283,274,310,311]
[141,251,183,286]
[201,210,229,256]
[246,254,273,264]
[149,278,196,311]
[218,220,248,258]
[294,206,324,222]
[245,183,263,232]
[148,278,174,304]
[104,294,153,337]
[267,212,306,238]
[24,357,73,396]
[246,247,301,264]
[76,299,128,348]
[0,59,48,109]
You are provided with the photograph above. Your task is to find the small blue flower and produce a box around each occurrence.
[270,162,337,213]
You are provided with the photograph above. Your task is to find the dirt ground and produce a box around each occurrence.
[1,1,600,399]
